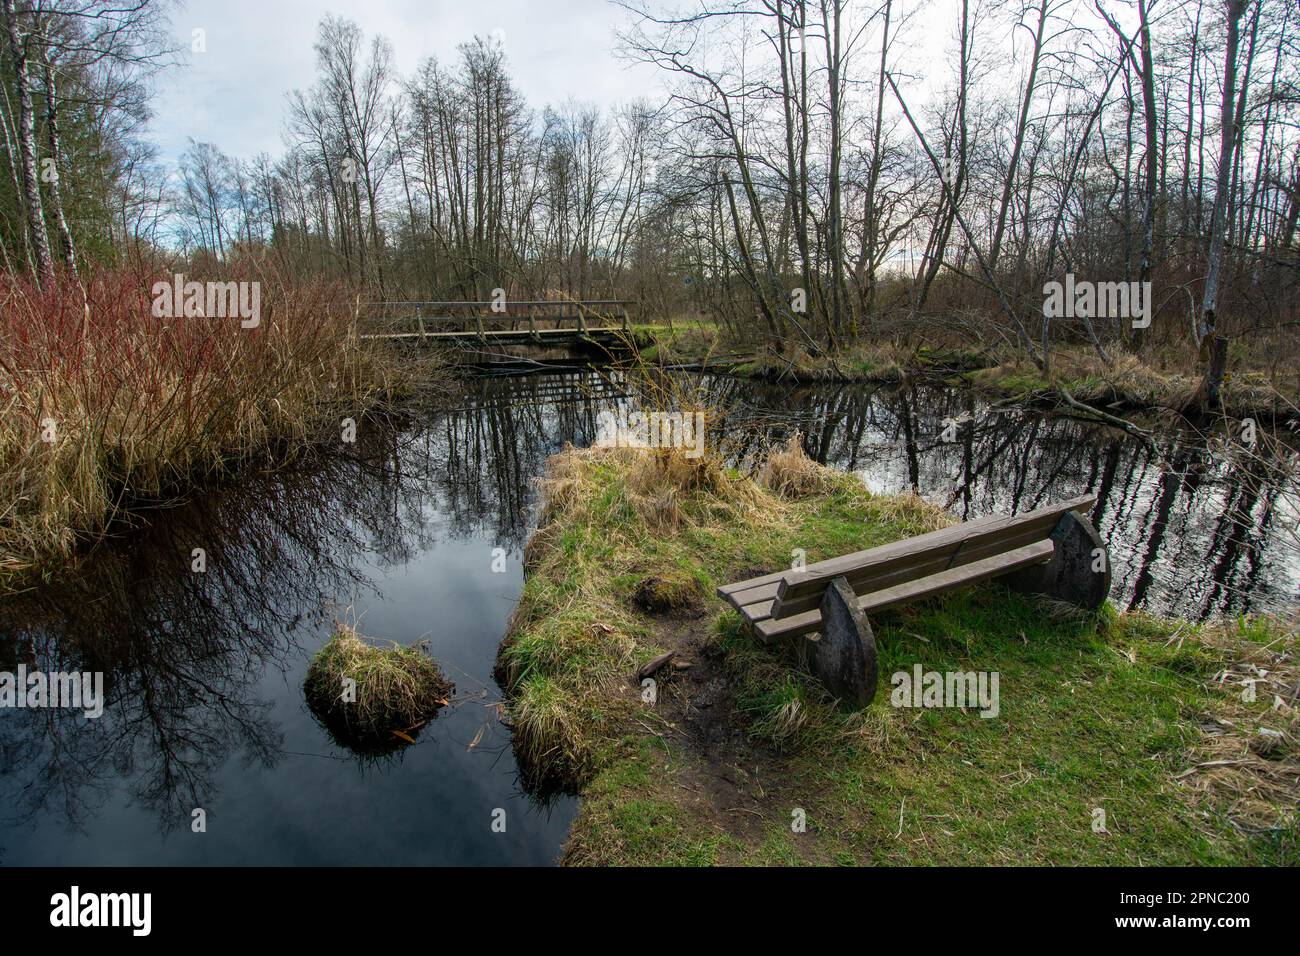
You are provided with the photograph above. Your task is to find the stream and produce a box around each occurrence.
[1,367,1296,865]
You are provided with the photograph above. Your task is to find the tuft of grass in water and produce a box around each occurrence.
[304,623,453,754]
[505,436,1298,866]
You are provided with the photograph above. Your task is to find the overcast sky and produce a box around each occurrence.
[145,0,1056,173]
[147,0,667,165]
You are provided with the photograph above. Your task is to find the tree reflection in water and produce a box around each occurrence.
[0,428,433,833]
[0,374,618,849]
[0,369,1294,856]
[697,374,1299,620]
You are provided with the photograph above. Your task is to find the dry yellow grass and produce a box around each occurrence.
[758,432,852,498]
[976,344,1299,415]
[1178,617,1299,834]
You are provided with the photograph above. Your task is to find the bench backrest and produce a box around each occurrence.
[769,495,1095,620]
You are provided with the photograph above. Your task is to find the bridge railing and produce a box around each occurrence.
[357,300,636,340]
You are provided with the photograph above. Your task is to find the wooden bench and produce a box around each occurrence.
[716,495,1109,706]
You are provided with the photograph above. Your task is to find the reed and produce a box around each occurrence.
[0,263,408,590]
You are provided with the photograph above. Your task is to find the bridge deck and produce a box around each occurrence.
[359,326,626,342]
[357,299,635,346]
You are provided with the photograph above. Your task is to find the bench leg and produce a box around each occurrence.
[1005,510,1111,610]
[806,576,879,708]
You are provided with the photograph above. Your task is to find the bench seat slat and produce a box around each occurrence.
[753,539,1055,642]
[716,495,1091,609]
[715,508,1017,599]
[722,579,782,610]
[736,520,1060,624]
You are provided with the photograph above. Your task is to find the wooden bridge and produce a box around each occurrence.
[357,300,636,347]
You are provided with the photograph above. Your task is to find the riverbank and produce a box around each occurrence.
[0,269,430,594]
[633,323,1299,420]
[497,440,1298,865]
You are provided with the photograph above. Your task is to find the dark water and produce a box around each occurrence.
[1,368,1296,865]
[699,375,1299,620]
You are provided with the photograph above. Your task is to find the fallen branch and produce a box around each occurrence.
[1058,387,1160,455]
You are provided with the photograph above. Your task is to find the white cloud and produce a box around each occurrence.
[147,0,663,163]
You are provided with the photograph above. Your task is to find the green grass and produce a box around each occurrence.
[501,443,1298,866]
[566,737,727,866]
[630,319,729,367]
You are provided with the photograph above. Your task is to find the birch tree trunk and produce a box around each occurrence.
[1132,0,1158,350]
[3,0,54,288]
[41,54,78,284]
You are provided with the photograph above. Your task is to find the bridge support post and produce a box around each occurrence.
[529,308,540,344]
[417,308,425,342]
[805,576,878,708]
[1004,511,1110,610]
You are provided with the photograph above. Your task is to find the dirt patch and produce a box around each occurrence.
[577,607,841,865]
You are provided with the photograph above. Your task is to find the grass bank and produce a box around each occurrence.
[497,440,1298,865]
[633,323,1298,419]
[632,321,957,383]
[967,347,1298,419]
[0,266,423,593]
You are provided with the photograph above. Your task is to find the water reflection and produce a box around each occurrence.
[0,447,381,835]
[692,375,1299,619]
[1,368,1295,864]
[0,395,593,864]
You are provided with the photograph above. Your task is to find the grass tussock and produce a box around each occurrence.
[760,435,950,533]
[304,623,453,752]
[0,265,416,592]
[757,433,843,498]
[734,341,908,384]
[633,571,704,613]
